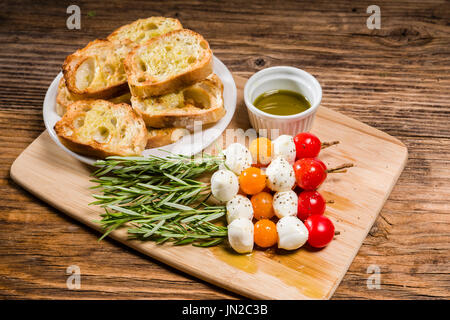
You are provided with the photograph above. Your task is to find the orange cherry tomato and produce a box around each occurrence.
[238,167,266,195]
[249,137,272,166]
[251,192,275,220]
[254,219,278,248]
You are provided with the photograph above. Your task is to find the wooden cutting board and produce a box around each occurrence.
[10,76,407,300]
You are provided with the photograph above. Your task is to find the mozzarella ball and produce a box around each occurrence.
[210,169,239,202]
[273,135,296,164]
[277,216,309,250]
[227,218,254,254]
[226,195,254,224]
[265,156,296,191]
[220,143,252,175]
[273,190,298,218]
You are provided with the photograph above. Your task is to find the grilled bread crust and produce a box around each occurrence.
[54,100,147,158]
[125,29,213,98]
[131,74,225,129]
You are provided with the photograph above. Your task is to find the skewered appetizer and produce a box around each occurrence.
[210,132,352,254]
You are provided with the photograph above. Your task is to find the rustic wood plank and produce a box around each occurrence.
[0,0,448,299]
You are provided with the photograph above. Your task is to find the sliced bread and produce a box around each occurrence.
[62,40,130,99]
[56,77,131,116]
[131,73,225,128]
[63,17,182,100]
[125,29,213,97]
[107,17,182,47]
[54,100,147,158]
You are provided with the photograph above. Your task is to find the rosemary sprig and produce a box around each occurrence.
[90,153,227,247]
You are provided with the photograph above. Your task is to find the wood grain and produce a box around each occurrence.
[10,76,408,299]
[0,0,449,299]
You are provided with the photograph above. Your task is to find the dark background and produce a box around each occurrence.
[0,0,449,299]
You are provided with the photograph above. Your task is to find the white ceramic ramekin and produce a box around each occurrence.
[244,66,322,138]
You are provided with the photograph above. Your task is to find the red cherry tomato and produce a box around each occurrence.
[293,158,327,190]
[313,157,326,171]
[304,215,335,248]
[297,190,326,221]
[293,133,321,159]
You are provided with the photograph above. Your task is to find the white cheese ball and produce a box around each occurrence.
[210,169,239,202]
[227,218,254,254]
[273,190,298,219]
[277,216,309,250]
[221,143,252,175]
[226,195,253,224]
[273,135,296,164]
[265,156,296,192]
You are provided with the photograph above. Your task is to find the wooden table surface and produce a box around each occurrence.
[0,0,449,299]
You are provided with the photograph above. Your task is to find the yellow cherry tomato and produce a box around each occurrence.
[239,167,266,195]
[251,192,275,220]
[254,219,278,248]
[249,137,272,166]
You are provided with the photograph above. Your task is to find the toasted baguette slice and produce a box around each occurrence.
[125,29,213,97]
[146,127,189,149]
[62,40,130,99]
[56,78,131,116]
[107,17,182,47]
[131,74,225,128]
[54,100,147,158]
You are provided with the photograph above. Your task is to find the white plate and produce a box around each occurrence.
[43,56,237,165]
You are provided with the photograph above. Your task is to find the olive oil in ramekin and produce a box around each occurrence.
[253,89,311,116]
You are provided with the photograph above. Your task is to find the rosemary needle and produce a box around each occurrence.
[91,153,228,247]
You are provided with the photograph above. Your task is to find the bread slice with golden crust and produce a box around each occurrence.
[54,100,147,158]
[56,77,131,116]
[131,73,225,129]
[146,127,189,149]
[62,40,130,99]
[107,17,182,47]
[125,29,213,97]
[62,17,183,100]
